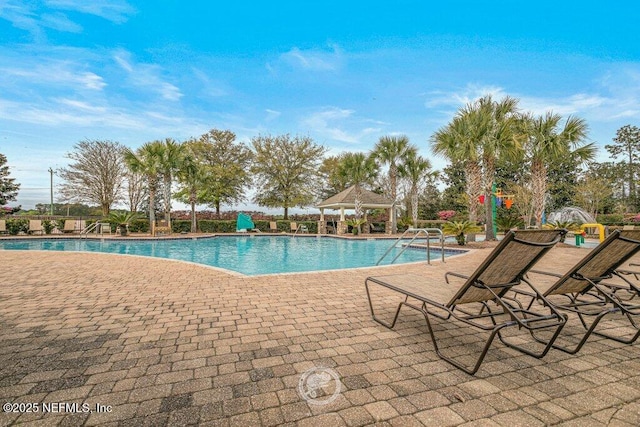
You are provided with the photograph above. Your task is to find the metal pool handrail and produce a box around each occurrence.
[80,222,98,237]
[376,227,446,266]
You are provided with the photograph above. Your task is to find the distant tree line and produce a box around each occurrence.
[3,94,640,235]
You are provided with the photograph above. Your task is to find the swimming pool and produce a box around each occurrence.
[0,236,465,275]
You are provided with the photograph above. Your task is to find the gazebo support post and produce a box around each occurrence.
[318,208,326,234]
[386,207,393,234]
[338,207,347,235]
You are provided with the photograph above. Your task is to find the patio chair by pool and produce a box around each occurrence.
[517,229,640,354]
[236,213,260,232]
[155,220,171,236]
[369,222,385,233]
[28,220,44,235]
[0,220,6,234]
[62,219,78,234]
[365,229,567,375]
[290,222,308,233]
[269,221,279,233]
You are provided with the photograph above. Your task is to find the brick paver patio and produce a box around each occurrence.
[1,242,639,426]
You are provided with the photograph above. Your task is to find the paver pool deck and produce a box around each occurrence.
[1,242,640,426]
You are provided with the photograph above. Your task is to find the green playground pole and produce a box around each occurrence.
[492,183,497,238]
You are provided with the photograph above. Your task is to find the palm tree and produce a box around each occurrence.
[175,140,204,233]
[475,95,521,240]
[432,96,521,240]
[372,135,417,233]
[523,112,595,227]
[158,138,184,228]
[124,141,164,234]
[338,152,379,234]
[431,112,483,224]
[398,151,433,227]
[442,220,483,245]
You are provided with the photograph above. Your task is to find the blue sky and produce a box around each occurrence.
[1,1,640,211]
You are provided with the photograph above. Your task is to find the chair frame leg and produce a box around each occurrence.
[366,279,523,375]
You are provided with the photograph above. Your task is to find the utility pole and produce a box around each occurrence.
[48,167,54,215]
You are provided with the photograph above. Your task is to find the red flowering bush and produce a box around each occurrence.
[437,210,456,221]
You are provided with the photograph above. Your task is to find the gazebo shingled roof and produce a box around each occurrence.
[316,185,394,209]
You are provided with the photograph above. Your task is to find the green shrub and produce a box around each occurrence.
[128,219,150,233]
[42,220,54,234]
[198,220,236,233]
[55,219,66,230]
[397,217,412,232]
[345,218,367,235]
[171,220,192,233]
[596,214,624,226]
[442,220,483,245]
[6,218,28,235]
[496,216,524,233]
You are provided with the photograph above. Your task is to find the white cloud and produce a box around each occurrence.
[272,45,344,73]
[192,69,227,97]
[0,1,46,40]
[113,52,133,72]
[302,107,382,144]
[425,78,640,123]
[45,0,135,24]
[0,0,134,40]
[264,109,281,121]
[56,98,106,113]
[157,82,182,101]
[0,97,142,128]
[79,72,107,90]
[0,61,106,91]
[40,12,82,32]
[426,84,507,109]
[112,49,183,101]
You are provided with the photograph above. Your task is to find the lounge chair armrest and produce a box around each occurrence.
[444,271,469,284]
[508,287,537,298]
[529,269,563,278]
[630,263,640,267]
[599,281,631,291]
[617,269,640,276]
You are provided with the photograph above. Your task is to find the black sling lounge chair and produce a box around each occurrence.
[365,229,567,375]
[614,261,640,300]
[519,229,640,354]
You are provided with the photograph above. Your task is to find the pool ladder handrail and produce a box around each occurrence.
[376,227,445,266]
[80,222,98,237]
[80,222,111,238]
[292,224,309,236]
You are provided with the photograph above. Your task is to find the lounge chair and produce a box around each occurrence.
[369,223,385,233]
[28,220,44,235]
[0,219,6,234]
[290,222,308,233]
[517,229,640,354]
[62,219,78,234]
[155,219,171,236]
[269,221,279,233]
[365,229,567,375]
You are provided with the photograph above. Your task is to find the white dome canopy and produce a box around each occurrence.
[547,207,595,224]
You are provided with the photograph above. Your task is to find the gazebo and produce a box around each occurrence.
[316,186,395,235]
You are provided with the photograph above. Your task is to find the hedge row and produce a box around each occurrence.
[1,218,321,235]
[183,220,318,234]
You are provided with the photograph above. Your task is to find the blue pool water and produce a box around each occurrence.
[0,236,464,275]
